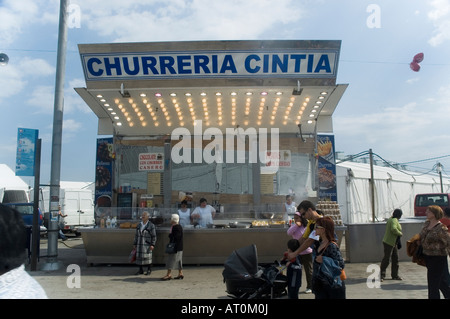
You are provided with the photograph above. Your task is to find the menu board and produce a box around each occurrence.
[260,173,275,194]
[147,173,161,195]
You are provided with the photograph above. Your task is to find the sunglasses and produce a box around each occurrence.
[315,225,324,229]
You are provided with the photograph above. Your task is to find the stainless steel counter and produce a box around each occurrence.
[345,218,425,263]
[80,227,294,265]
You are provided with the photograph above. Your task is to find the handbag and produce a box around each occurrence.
[129,248,136,263]
[318,256,343,287]
[340,268,347,281]
[165,242,176,254]
[396,236,402,250]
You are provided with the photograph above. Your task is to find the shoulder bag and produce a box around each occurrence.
[165,242,176,254]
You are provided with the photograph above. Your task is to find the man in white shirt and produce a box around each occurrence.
[0,204,48,299]
[191,198,216,228]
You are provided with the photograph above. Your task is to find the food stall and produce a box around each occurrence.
[76,40,348,264]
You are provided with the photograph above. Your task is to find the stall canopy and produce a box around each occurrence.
[75,40,348,137]
[336,161,450,224]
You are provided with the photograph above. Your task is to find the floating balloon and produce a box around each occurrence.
[410,61,420,72]
[413,52,424,63]
[410,52,424,72]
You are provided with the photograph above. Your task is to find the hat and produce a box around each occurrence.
[294,211,301,217]
[171,214,180,223]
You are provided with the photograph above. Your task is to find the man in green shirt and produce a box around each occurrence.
[380,209,403,281]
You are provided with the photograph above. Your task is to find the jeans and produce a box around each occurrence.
[287,264,302,299]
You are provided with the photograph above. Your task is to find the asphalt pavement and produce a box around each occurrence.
[24,236,437,300]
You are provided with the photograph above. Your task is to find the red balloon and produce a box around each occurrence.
[413,52,424,63]
[410,62,420,72]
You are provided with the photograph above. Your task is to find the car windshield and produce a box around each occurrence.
[7,204,34,215]
[416,195,448,207]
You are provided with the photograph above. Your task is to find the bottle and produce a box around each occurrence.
[106,216,111,228]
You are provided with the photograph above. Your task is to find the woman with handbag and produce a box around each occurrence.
[162,214,184,280]
[311,216,346,299]
[380,209,403,282]
[133,211,156,275]
[419,205,450,299]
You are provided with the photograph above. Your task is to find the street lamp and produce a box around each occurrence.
[0,53,9,66]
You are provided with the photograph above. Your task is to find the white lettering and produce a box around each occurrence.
[66,264,81,288]
[366,4,381,29]
[366,264,381,288]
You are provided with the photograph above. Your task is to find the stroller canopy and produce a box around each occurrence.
[223,244,259,280]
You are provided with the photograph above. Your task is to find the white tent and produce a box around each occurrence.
[0,164,30,189]
[0,164,30,203]
[336,161,450,224]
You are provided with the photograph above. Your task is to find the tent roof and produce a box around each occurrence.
[336,161,449,185]
[0,164,29,190]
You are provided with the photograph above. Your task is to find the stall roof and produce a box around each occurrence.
[75,40,348,136]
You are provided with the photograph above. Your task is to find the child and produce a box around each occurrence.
[281,239,303,299]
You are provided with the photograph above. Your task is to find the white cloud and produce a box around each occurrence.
[0,0,53,45]
[63,118,82,132]
[428,0,450,46]
[406,77,420,84]
[334,84,450,163]
[75,0,303,42]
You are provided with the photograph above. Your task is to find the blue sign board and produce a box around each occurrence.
[16,128,38,176]
[81,49,339,81]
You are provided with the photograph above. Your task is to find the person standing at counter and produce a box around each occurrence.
[178,200,191,227]
[380,209,403,282]
[162,214,184,280]
[287,211,313,294]
[284,195,296,215]
[191,198,216,228]
[419,205,450,299]
[133,211,157,275]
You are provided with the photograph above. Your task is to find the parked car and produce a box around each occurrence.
[414,193,450,217]
[3,202,47,234]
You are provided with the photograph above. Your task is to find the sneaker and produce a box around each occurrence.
[305,289,312,294]
[392,276,403,280]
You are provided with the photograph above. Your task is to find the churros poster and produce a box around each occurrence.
[317,135,337,201]
[95,137,113,203]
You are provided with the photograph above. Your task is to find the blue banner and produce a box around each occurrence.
[317,134,337,201]
[95,137,114,203]
[16,128,38,176]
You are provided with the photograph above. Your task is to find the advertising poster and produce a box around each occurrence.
[16,128,38,176]
[317,134,337,201]
[95,137,113,203]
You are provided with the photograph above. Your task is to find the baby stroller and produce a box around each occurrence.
[223,244,287,299]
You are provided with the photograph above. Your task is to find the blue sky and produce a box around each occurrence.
[1,0,450,184]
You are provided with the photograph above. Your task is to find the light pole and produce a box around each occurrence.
[437,162,443,193]
[42,0,69,271]
[0,52,9,66]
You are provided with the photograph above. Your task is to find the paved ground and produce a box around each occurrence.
[25,236,437,300]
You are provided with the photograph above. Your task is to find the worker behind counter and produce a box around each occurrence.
[191,198,216,228]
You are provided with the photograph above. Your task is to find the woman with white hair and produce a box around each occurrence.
[162,214,184,280]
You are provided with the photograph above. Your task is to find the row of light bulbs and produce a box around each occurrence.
[96,91,328,129]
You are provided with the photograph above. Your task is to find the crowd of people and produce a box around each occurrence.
[1,196,449,299]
